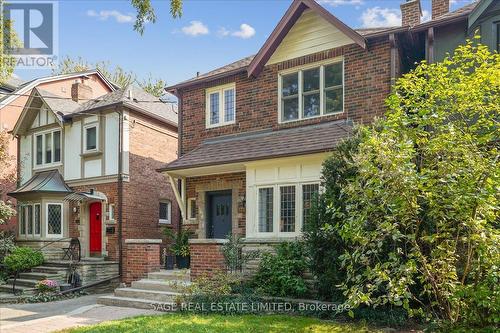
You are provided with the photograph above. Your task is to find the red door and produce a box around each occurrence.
[89,202,102,254]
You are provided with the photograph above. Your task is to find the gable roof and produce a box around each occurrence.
[0,69,117,110]
[468,0,496,29]
[65,85,178,127]
[247,0,366,78]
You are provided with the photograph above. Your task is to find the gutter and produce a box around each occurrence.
[117,108,124,278]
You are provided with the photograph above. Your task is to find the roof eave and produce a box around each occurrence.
[165,67,248,93]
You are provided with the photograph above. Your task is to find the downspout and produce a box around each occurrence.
[117,109,124,277]
[174,89,183,234]
[427,27,435,64]
[389,33,397,88]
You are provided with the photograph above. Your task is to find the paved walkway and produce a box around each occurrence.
[0,294,161,333]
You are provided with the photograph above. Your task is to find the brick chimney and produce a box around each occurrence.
[401,0,422,27]
[71,79,93,103]
[432,0,449,19]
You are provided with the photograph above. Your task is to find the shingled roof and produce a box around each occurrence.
[65,85,178,127]
[161,120,351,171]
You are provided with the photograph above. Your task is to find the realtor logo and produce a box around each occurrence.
[1,1,58,68]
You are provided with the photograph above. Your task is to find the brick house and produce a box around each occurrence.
[0,70,117,233]
[160,0,483,278]
[8,76,179,281]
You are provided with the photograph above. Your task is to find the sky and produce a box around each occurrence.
[14,0,474,87]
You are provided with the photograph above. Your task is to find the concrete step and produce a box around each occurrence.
[114,288,181,302]
[97,295,176,311]
[148,270,190,282]
[6,278,38,287]
[0,283,35,294]
[31,266,67,274]
[43,261,72,267]
[131,279,191,292]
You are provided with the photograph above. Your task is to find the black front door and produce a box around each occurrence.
[207,191,232,239]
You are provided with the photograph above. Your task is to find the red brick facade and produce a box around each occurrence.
[178,37,392,155]
[123,240,161,284]
[189,241,226,279]
[401,0,421,26]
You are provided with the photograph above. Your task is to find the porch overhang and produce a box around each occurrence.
[64,191,107,202]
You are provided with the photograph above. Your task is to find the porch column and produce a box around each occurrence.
[123,239,161,284]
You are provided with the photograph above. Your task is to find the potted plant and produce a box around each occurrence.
[164,229,191,269]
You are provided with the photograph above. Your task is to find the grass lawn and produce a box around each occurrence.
[59,313,382,333]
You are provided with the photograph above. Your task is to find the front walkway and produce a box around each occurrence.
[0,294,161,333]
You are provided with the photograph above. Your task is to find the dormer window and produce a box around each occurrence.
[205,83,236,128]
[279,59,343,123]
[34,129,61,167]
[84,123,99,153]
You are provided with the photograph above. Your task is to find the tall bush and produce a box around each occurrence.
[333,41,499,326]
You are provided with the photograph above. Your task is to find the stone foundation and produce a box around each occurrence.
[189,239,227,279]
[123,239,161,284]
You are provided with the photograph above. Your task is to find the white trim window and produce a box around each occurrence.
[83,123,99,153]
[159,200,172,224]
[187,198,197,220]
[18,203,42,237]
[34,129,62,167]
[256,182,320,237]
[278,59,344,123]
[107,203,115,222]
[46,203,63,237]
[205,83,236,128]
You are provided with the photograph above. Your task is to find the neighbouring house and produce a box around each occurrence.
[0,70,117,234]
[7,77,179,284]
[159,0,488,279]
[399,0,499,64]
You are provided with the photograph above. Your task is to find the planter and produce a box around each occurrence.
[176,255,190,269]
[165,255,175,270]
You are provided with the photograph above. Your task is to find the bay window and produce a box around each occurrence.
[279,59,343,122]
[206,83,236,128]
[18,203,41,237]
[46,203,63,237]
[34,129,62,167]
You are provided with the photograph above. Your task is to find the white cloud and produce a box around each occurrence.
[217,27,230,37]
[318,0,363,7]
[181,20,209,36]
[86,9,133,23]
[231,23,255,39]
[422,9,431,23]
[360,7,401,28]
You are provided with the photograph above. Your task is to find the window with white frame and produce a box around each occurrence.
[279,60,343,123]
[257,183,320,236]
[46,203,63,237]
[159,200,171,224]
[187,198,197,220]
[206,83,236,128]
[84,123,99,153]
[34,129,61,167]
[18,203,42,237]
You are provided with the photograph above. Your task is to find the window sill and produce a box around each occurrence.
[279,111,344,125]
[80,151,102,158]
[206,121,236,129]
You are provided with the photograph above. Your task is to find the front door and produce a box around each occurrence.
[207,191,232,239]
[89,202,102,254]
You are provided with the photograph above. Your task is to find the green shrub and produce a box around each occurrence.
[4,247,44,272]
[221,234,259,273]
[252,241,308,298]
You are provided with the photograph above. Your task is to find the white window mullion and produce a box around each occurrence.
[320,66,325,116]
[298,70,303,121]
[219,89,224,124]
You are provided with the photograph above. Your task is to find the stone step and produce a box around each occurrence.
[6,278,39,287]
[31,266,67,274]
[43,261,72,267]
[114,288,181,302]
[19,272,61,280]
[97,295,176,311]
[131,279,191,292]
[148,270,190,281]
[0,283,35,294]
